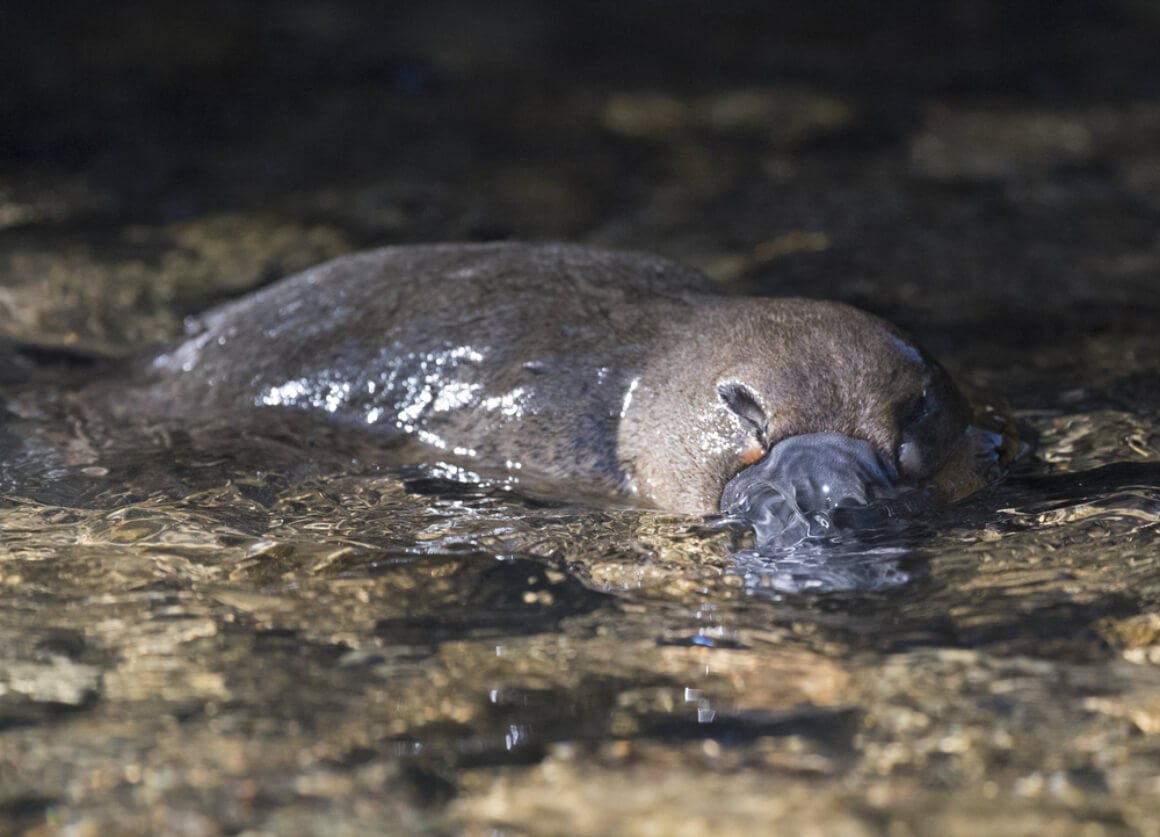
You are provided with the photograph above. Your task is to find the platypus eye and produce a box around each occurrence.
[898,389,940,477]
[902,388,937,429]
[717,381,768,446]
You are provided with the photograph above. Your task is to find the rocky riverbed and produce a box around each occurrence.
[3,2,1160,834]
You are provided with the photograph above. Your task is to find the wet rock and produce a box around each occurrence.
[0,214,350,354]
[0,171,113,230]
[911,106,1095,181]
[602,86,854,147]
[0,654,101,727]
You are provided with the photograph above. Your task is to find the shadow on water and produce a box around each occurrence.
[373,554,611,644]
[754,459,1160,656]
[385,677,861,776]
[354,460,1160,777]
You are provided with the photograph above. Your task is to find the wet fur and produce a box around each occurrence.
[128,243,971,513]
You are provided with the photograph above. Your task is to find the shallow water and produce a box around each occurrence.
[3,303,1159,837]
[4,1,1160,835]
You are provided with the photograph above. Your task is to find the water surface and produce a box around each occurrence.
[3,2,1160,834]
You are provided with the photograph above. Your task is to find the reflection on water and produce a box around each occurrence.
[2,375,1160,746]
[3,342,1160,832]
[4,0,1160,830]
[730,541,922,596]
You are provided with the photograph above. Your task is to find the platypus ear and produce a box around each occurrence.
[716,380,768,438]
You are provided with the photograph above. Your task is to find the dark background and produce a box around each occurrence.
[1,1,1158,403]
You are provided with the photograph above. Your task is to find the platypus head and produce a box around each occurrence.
[618,297,1006,536]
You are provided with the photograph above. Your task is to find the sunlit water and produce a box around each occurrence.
[2,341,1159,833]
[4,1,1160,830]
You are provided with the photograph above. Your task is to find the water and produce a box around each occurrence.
[3,1,1160,834]
[2,326,1158,836]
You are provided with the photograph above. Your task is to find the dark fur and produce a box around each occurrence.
[129,243,971,513]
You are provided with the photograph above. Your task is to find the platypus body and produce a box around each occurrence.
[128,243,996,517]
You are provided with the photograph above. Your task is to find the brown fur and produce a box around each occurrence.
[130,243,972,514]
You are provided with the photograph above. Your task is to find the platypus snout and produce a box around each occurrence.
[720,432,910,548]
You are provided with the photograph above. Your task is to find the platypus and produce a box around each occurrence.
[122,242,1006,521]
